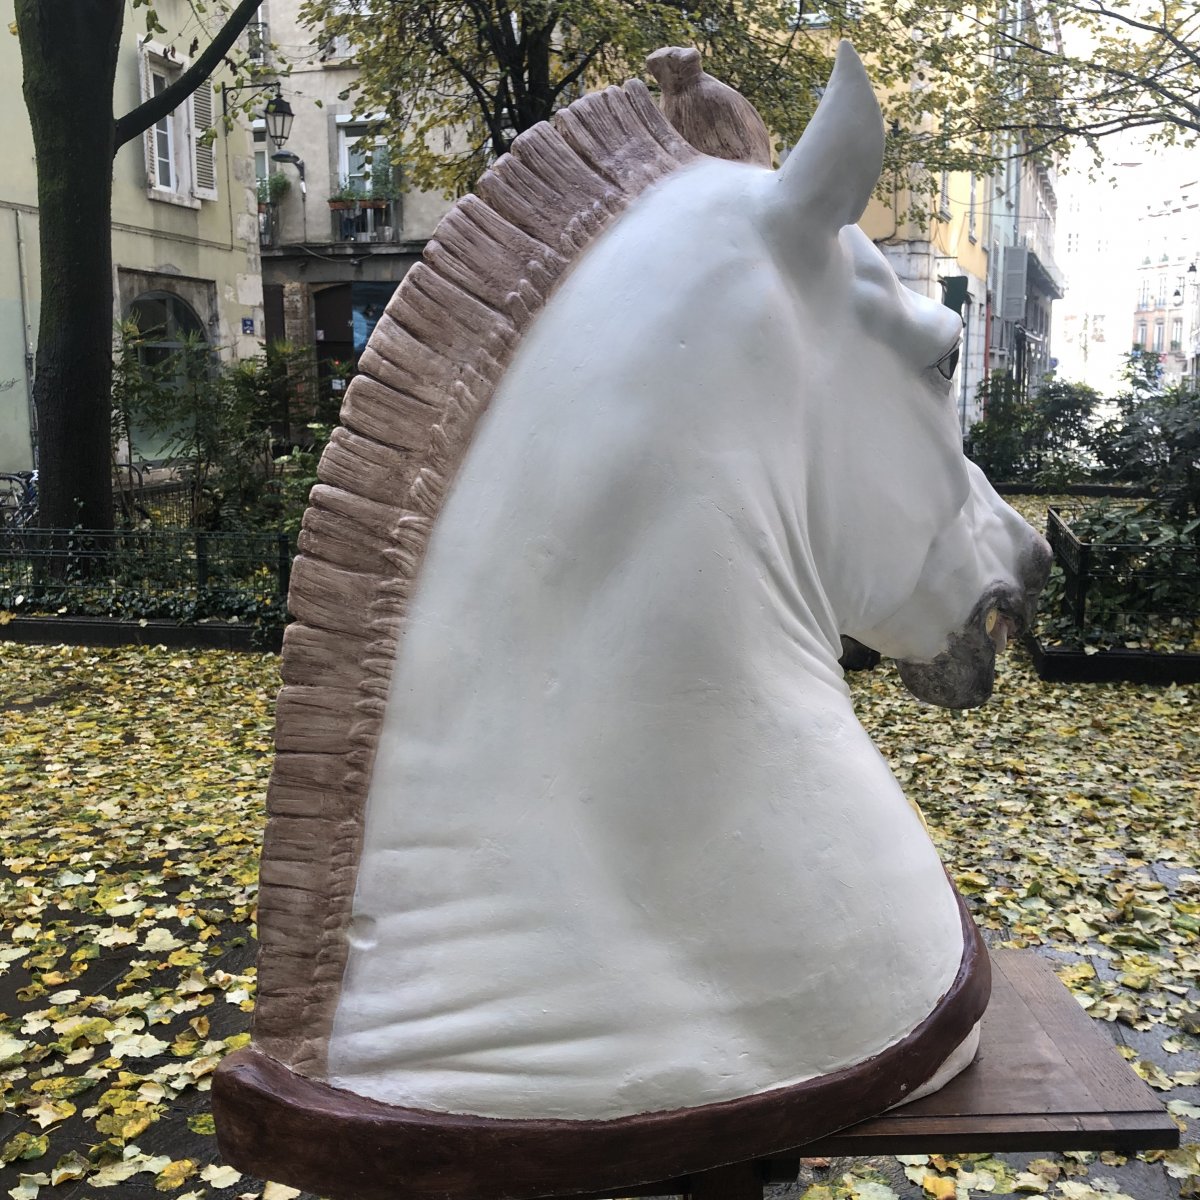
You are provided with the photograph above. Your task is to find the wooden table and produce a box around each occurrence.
[572,951,1180,1200]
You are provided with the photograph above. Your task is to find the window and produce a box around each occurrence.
[968,175,977,242]
[1153,319,1164,352]
[339,127,378,194]
[1172,318,1183,351]
[151,71,174,190]
[793,2,832,25]
[1156,274,1168,307]
[321,0,356,59]
[1138,278,1151,309]
[139,45,218,205]
[123,292,212,461]
[1135,322,1147,348]
[247,20,269,64]
[253,124,277,246]
[333,121,400,243]
[336,122,397,197]
[254,128,268,186]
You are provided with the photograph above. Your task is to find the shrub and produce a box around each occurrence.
[1091,352,1200,521]
[966,372,1100,484]
[1038,499,1200,651]
[111,327,327,534]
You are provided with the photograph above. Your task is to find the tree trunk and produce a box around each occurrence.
[16,0,123,530]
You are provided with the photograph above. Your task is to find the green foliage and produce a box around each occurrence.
[298,0,1198,202]
[294,0,972,199]
[111,325,323,534]
[255,171,291,205]
[966,373,1029,482]
[1038,500,1200,652]
[0,528,289,633]
[967,373,1101,485]
[970,353,1200,523]
[274,422,333,540]
[979,0,1200,157]
[1092,353,1200,522]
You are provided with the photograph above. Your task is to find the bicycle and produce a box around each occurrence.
[0,471,37,529]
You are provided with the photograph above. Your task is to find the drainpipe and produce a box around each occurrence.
[983,292,992,399]
[13,208,37,464]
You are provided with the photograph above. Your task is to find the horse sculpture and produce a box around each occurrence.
[215,42,1051,1200]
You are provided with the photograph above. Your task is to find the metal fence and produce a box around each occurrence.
[1046,506,1200,637]
[0,527,291,627]
[134,480,198,528]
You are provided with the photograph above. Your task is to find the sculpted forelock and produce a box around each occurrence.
[254,81,698,1075]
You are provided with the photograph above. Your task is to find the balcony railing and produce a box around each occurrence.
[329,199,401,244]
[247,20,269,63]
[1021,226,1065,297]
[259,203,281,248]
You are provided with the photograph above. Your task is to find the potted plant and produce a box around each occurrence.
[328,178,364,210]
[257,172,291,211]
[362,169,399,209]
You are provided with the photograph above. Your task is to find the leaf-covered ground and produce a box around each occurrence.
[1,625,1197,1200]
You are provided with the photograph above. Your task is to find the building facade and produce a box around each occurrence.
[0,1,264,474]
[250,0,452,403]
[985,154,1064,398]
[1129,176,1199,387]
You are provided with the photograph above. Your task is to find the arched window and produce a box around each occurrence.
[127,292,208,364]
[121,292,212,462]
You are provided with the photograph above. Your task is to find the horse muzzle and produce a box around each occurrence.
[895,536,1051,710]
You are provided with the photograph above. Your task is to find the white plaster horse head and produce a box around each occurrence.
[215,42,1050,1200]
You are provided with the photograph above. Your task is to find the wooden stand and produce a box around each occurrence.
[217,951,1178,1200]
[570,951,1180,1200]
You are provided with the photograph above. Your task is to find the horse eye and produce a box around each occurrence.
[935,345,960,381]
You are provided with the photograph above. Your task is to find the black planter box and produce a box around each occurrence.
[0,615,283,654]
[1024,632,1200,685]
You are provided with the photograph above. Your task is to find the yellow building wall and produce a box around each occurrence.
[0,0,263,473]
[860,171,989,283]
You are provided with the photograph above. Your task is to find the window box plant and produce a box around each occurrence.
[328,180,363,210]
[256,172,290,211]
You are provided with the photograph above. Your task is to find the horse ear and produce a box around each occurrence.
[772,41,883,233]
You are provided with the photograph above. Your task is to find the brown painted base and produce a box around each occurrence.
[213,901,987,1200]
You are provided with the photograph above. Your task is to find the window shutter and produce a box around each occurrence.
[138,50,157,189]
[1001,246,1028,323]
[191,82,219,200]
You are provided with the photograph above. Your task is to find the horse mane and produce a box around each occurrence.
[255,81,699,1075]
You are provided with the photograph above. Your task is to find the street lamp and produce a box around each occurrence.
[263,86,295,149]
[271,150,306,195]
